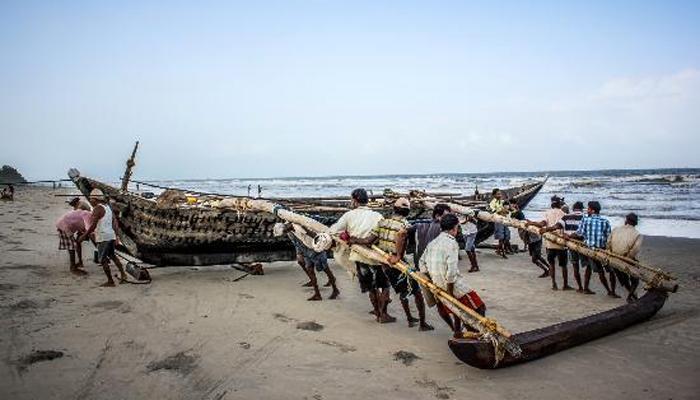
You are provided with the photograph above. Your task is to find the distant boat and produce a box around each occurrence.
[68,170,546,266]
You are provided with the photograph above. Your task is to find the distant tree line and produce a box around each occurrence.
[0,165,27,183]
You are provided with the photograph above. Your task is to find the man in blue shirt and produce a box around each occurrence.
[569,201,618,297]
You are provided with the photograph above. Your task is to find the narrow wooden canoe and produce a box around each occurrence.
[448,289,667,369]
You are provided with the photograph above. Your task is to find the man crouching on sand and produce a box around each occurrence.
[79,189,127,287]
[56,197,92,275]
[419,213,486,338]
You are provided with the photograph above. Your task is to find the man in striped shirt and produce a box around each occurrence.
[570,201,618,297]
[562,201,586,292]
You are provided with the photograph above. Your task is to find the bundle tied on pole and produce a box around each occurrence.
[231,197,522,363]
[418,198,678,294]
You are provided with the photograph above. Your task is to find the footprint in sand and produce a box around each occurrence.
[414,378,455,399]
[317,340,356,353]
[16,350,64,372]
[296,321,324,331]
[146,351,199,375]
[273,313,296,323]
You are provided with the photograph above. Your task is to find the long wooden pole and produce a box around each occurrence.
[238,197,521,358]
[422,199,678,293]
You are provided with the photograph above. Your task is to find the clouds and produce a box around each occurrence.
[0,3,698,179]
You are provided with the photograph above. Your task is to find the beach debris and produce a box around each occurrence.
[394,350,421,366]
[296,321,324,331]
[146,351,198,375]
[16,350,64,371]
[231,263,264,275]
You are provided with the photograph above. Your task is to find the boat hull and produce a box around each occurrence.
[72,176,545,266]
[448,289,667,369]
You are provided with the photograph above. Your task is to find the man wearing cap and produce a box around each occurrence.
[330,188,393,323]
[55,197,92,275]
[79,190,127,287]
[529,195,572,290]
[489,189,510,258]
[352,198,434,331]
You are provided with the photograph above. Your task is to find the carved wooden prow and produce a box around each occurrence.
[121,141,139,192]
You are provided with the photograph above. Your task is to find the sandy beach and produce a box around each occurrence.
[1,186,699,400]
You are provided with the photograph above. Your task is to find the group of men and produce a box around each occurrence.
[288,188,486,338]
[55,189,127,287]
[491,189,643,303]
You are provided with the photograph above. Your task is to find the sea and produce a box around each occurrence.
[136,168,700,239]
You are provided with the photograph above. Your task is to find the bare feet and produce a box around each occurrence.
[576,288,584,293]
[100,281,115,287]
[378,314,396,324]
[552,284,558,290]
[538,271,549,278]
[70,268,87,276]
[301,281,313,287]
[562,285,574,291]
[407,316,419,327]
[329,289,340,300]
[419,323,434,331]
[468,268,480,273]
[583,288,595,295]
[323,281,332,287]
[307,293,322,301]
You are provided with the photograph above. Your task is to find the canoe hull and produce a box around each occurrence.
[448,289,667,369]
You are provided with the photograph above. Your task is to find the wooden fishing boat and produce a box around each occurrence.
[448,288,668,369]
[68,170,545,266]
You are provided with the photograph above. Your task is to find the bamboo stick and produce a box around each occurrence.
[239,197,521,357]
[421,199,678,293]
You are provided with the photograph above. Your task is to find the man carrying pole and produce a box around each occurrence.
[419,213,486,338]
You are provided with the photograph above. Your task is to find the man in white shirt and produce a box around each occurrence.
[330,189,394,323]
[529,195,572,291]
[419,214,485,338]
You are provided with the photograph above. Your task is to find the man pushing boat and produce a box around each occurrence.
[330,188,395,323]
[348,197,434,331]
[419,213,486,338]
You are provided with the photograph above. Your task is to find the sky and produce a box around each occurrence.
[1,1,699,181]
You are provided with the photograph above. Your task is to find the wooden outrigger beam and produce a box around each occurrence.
[232,198,522,360]
[418,198,679,293]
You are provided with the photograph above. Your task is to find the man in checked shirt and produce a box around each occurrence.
[569,201,619,298]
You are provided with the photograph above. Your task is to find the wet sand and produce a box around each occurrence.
[1,187,699,399]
